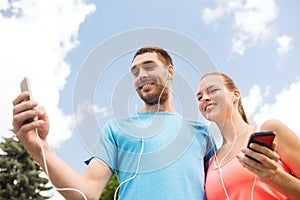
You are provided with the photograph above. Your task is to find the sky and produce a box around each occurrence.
[0,0,299,199]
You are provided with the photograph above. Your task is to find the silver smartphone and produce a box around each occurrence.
[20,77,36,124]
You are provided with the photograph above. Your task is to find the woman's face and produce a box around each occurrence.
[197,75,234,122]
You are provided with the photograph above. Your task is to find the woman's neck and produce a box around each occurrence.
[214,115,254,166]
[216,114,252,145]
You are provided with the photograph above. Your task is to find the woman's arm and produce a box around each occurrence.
[237,119,300,200]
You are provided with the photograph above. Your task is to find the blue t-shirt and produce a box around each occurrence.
[90,112,215,199]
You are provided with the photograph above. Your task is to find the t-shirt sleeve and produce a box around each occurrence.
[85,121,117,172]
[203,126,217,163]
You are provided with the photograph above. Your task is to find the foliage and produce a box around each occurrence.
[100,173,119,200]
[0,136,52,199]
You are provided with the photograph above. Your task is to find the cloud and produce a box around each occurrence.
[0,0,95,148]
[202,0,279,55]
[202,6,225,25]
[243,84,263,117]
[276,35,293,56]
[0,0,10,11]
[251,81,300,136]
[202,0,242,25]
[75,101,111,126]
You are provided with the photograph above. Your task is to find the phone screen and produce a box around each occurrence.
[247,131,276,150]
[246,131,276,162]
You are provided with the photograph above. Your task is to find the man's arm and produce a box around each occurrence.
[41,146,112,200]
[12,92,112,199]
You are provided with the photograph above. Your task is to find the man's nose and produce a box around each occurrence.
[139,68,149,79]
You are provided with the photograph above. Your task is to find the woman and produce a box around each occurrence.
[197,72,300,199]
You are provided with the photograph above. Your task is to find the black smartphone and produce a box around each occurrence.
[20,77,36,124]
[246,131,276,162]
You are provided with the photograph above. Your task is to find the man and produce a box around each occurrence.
[12,46,215,199]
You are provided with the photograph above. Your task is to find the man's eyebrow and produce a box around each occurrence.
[131,60,155,71]
[131,65,137,73]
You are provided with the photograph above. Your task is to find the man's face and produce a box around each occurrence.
[131,52,170,105]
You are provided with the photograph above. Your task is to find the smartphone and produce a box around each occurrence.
[247,131,276,150]
[246,131,276,162]
[20,77,36,124]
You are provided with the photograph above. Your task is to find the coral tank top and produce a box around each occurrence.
[205,154,292,200]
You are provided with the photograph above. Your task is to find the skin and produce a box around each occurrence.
[131,52,175,112]
[197,74,300,200]
[238,120,300,199]
[12,51,175,199]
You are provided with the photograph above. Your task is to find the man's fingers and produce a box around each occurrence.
[12,91,30,106]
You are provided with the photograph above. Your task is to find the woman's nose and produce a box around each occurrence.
[202,93,210,101]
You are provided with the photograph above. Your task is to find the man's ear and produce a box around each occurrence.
[168,65,175,80]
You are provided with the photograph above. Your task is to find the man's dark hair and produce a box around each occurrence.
[132,46,173,66]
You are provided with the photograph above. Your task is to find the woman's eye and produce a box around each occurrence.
[210,89,218,94]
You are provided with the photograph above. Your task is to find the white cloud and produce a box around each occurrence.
[202,7,225,25]
[252,81,300,136]
[0,0,96,148]
[202,0,243,25]
[75,101,111,126]
[202,0,279,55]
[243,84,263,117]
[276,35,293,56]
[0,0,9,11]
[231,34,248,55]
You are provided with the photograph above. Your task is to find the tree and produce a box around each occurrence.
[0,136,52,199]
[100,173,119,200]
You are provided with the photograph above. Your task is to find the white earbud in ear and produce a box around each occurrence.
[167,66,175,81]
[167,73,171,80]
[233,95,236,101]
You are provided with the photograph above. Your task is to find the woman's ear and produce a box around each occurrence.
[233,90,241,102]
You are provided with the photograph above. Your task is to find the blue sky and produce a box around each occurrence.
[1,0,299,198]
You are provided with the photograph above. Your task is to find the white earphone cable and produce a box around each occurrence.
[214,97,237,200]
[113,73,171,200]
[35,128,88,200]
[214,95,256,200]
[33,67,172,200]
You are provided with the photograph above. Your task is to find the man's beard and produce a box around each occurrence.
[137,84,169,105]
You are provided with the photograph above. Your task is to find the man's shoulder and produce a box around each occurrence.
[182,117,208,129]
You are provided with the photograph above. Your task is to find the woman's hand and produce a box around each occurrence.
[237,142,280,183]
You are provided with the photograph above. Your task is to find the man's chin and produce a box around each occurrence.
[137,86,168,105]
[141,95,159,105]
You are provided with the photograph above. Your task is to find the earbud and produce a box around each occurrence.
[167,67,174,80]
[232,95,237,102]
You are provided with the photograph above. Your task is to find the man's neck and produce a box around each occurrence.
[140,96,176,113]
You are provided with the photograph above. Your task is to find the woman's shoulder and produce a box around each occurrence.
[260,119,285,131]
[260,119,298,148]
